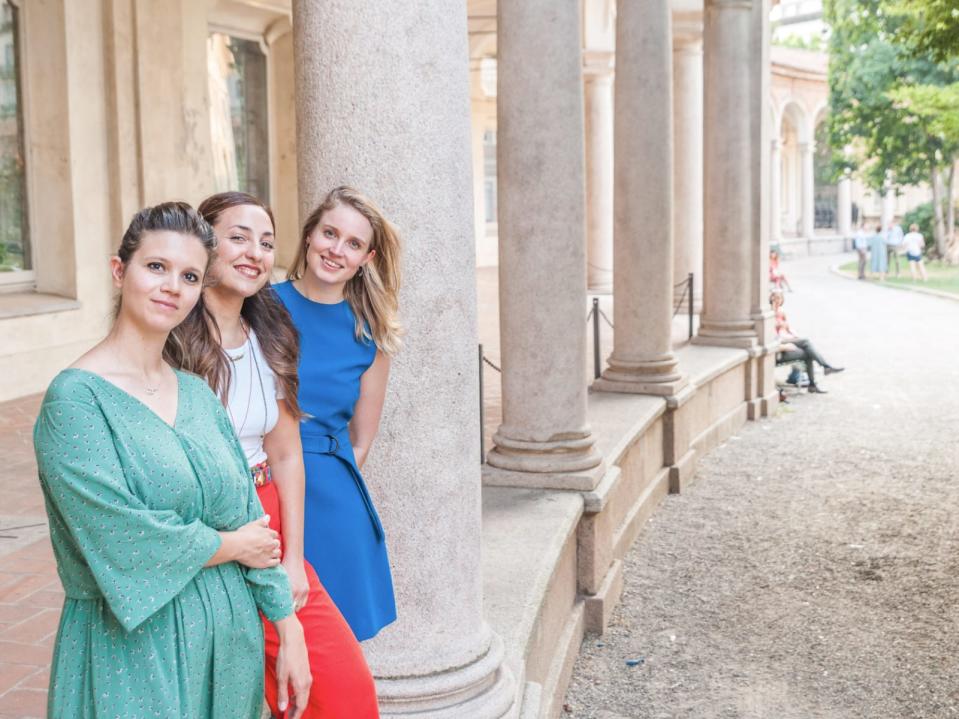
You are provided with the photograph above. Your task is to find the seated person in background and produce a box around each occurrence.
[769,247,792,291]
[771,290,843,395]
[901,224,928,282]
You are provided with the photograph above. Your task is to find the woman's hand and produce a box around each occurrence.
[282,556,311,612]
[219,516,281,569]
[274,616,312,719]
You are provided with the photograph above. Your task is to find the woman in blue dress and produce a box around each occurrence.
[274,186,401,641]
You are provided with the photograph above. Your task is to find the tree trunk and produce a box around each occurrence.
[946,160,959,263]
[931,165,948,259]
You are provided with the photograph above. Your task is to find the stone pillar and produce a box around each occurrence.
[838,175,852,238]
[672,29,704,314]
[695,0,756,348]
[770,139,782,245]
[292,2,516,716]
[593,0,686,395]
[584,51,615,293]
[747,0,776,419]
[882,183,895,229]
[486,0,603,490]
[800,140,815,239]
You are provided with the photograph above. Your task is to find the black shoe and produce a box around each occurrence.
[808,384,828,394]
[824,366,845,375]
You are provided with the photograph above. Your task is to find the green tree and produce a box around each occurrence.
[888,0,959,62]
[824,0,959,258]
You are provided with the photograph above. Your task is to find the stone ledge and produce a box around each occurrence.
[0,292,80,321]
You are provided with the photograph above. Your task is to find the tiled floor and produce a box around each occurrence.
[0,393,57,719]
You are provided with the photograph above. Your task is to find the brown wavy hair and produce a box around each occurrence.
[287,186,402,355]
[164,191,302,417]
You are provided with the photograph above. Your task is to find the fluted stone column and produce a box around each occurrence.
[838,175,852,237]
[771,139,782,245]
[800,140,815,239]
[593,0,686,395]
[672,29,704,314]
[292,2,516,716]
[584,51,615,292]
[695,0,757,348]
[485,0,604,490]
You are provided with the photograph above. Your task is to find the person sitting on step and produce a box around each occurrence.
[771,290,844,394]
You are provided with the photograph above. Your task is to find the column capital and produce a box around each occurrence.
[582,49,614,77]
[672,12,704,49]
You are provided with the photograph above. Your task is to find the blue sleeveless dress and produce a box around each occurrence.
[274,281,396,641]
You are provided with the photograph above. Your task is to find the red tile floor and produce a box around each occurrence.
[0,393,57,719]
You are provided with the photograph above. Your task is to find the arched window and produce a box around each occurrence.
[208,31,270,202]
[0,0,30,281]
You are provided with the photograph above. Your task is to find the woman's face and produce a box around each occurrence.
[112,230,208,334]
[304,203,375,287]
[208,204,275,298]
[771,293,784,310]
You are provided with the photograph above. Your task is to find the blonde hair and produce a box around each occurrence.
[288,186,403,355]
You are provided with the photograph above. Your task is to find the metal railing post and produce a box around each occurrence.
[592,297,601,379]
[688,272,694,340]
[478,343,485,464]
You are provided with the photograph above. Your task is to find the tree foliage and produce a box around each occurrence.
[888,0,959,62]
[825,0,959,186]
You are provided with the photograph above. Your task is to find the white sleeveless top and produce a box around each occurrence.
[224,329,281,467]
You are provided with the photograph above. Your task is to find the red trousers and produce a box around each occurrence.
[258,480,380,718]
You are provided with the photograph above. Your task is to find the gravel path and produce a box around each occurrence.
[564,254,959,719]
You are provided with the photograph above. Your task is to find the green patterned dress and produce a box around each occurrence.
[33,368,293,718]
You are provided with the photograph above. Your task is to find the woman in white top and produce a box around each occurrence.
[167,192,379,719]
[901,224,928,281]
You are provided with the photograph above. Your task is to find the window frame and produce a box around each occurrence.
[207,22,271,202]
[0,0,35,291]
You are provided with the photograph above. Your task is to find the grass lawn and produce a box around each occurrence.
[838,258,959,297]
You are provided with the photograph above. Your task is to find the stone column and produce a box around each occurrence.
[292,2,516,716]
[770,139,782,245]
[838,175,852,238]
[672,29,704,314]
[747,0,776,419]
[593,0,686,395]
[485,0,604,490]
[800,140,815,239]
[695,0,756,348]
[584,51,615,293]
[882,183,895,229]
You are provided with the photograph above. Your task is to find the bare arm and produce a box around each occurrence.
[263,399,310,607]
[350,351,390,470]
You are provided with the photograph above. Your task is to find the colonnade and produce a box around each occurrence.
[291,0,774,715]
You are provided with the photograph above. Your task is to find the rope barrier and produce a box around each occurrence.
[482,355,502,373]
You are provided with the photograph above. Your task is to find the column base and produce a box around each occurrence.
[593,353,687,397]
[692,328,757,350]
[484,428,604,490]
[376,630,517,718]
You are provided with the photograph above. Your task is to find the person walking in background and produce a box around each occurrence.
[275,186,402,642]
[901,223,928,281]
[868,223,888,280]
[853,225,869,280]
[885,217,904,278]
[169,192,380,718]
[772,290,844,394]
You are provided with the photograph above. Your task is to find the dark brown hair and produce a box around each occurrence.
[165,191,302,418]
[288,186,402,355]
[116,201,216,316]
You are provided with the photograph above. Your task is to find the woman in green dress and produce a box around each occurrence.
[33,203,312,718]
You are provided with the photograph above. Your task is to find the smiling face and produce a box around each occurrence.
[112,230,209,334]
[207,204,275,298]
[304,203,375,289]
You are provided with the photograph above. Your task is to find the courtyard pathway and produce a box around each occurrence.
[565,253,959,718]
